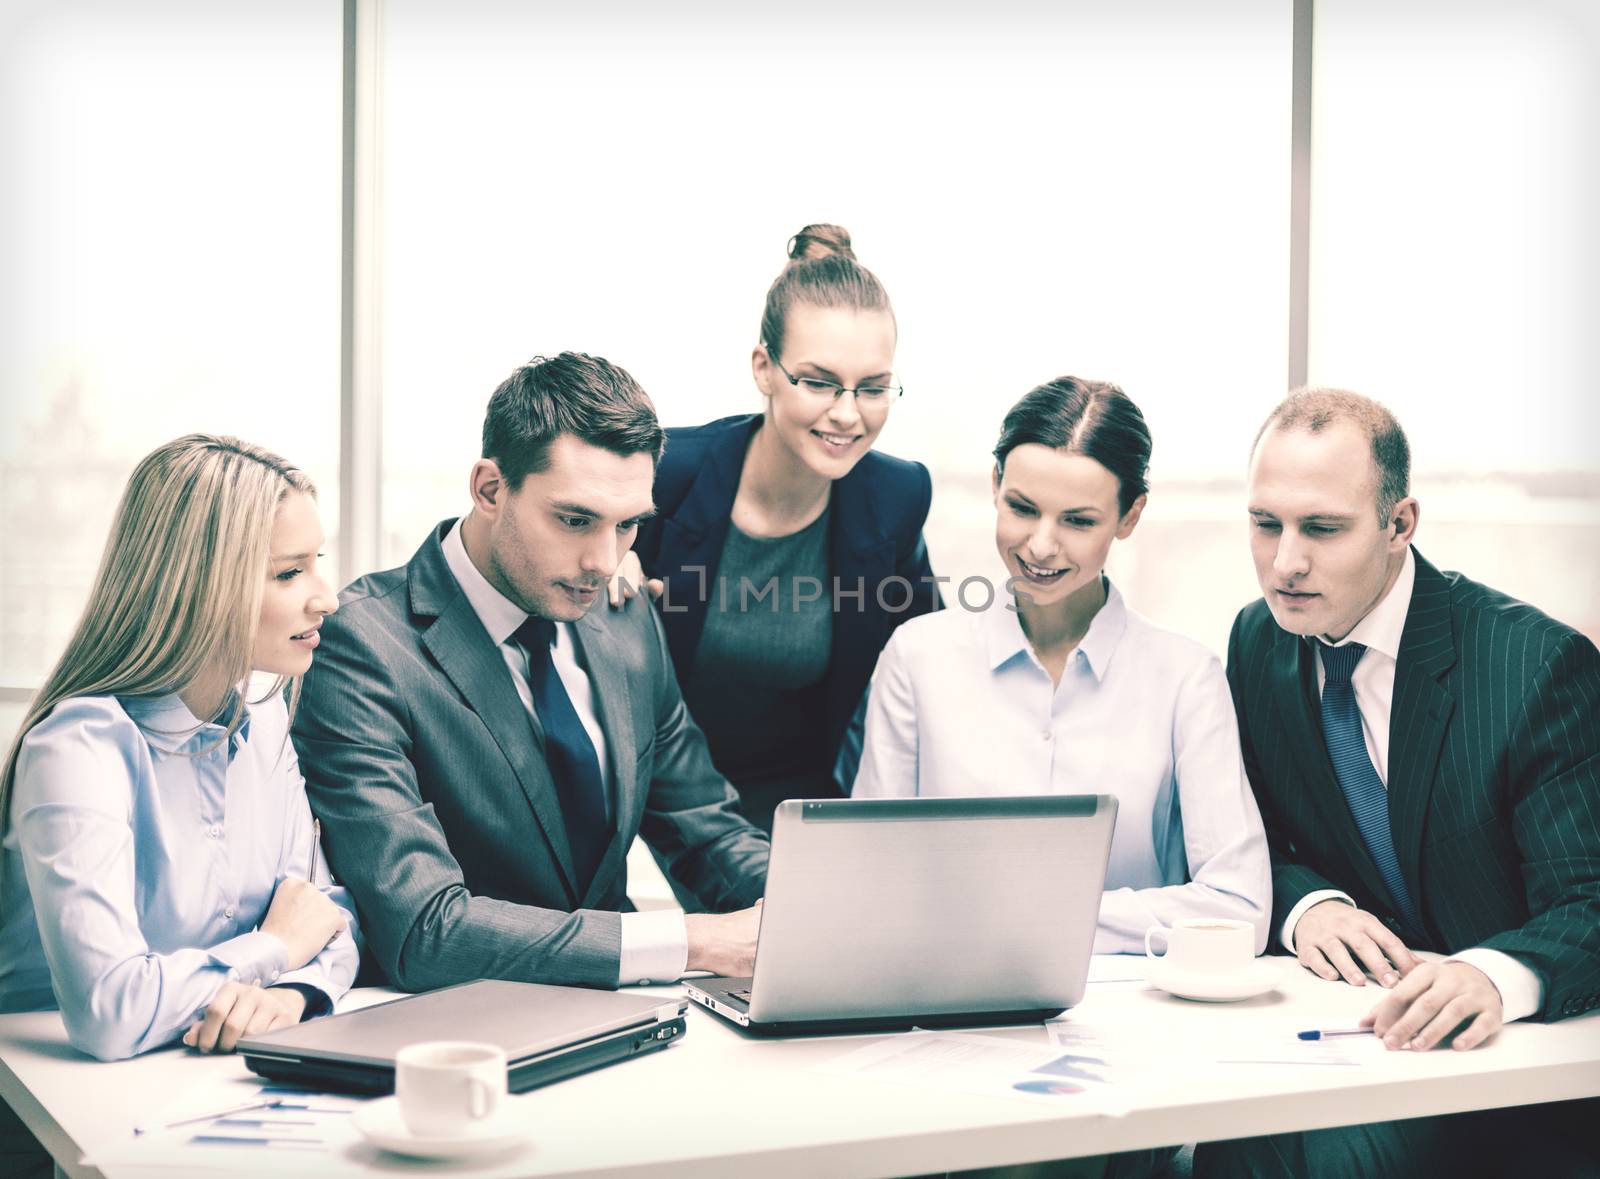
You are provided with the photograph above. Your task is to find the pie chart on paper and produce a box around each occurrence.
[1012,1079,1086,1096]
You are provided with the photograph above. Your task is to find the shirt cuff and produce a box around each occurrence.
[618,908,688,987]
[273,965,340,1015]
[1282,890,1355,954]
[1447,948,1543,1024]
[206,930,290,988]
[268,982,332,1019]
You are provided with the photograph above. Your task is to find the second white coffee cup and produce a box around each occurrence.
[1144,918,1255,976]
[395,1040,508,1138]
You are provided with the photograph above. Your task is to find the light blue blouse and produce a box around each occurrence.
[854,581,1272,955]
[0,691,359,1060]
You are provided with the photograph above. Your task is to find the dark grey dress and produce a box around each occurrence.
[682,510,833,834]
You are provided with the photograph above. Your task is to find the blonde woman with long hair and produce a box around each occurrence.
[0,435,358,1066]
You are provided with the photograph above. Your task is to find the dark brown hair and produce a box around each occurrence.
[993,377,1152,515]
[482,351,665,490]
[759,223,895,357]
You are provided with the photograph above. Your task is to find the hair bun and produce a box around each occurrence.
[787,223,855,263]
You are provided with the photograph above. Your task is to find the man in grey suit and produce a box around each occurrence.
[293,352,769,992]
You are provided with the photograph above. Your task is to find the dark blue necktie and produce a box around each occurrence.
[1318,642,1420,929]
[513,616,609,892]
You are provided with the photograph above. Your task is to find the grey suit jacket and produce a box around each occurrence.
[292,520,770,992]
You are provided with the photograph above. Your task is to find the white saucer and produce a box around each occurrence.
[1147,958,1280,1002]
[353,1096,532,1161]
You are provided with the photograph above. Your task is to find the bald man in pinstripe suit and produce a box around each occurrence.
[1194,390,1599,1179]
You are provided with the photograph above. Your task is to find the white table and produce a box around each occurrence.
[3,956,1597,1178]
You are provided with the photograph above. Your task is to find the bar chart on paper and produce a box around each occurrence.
[86,1080,369,1172]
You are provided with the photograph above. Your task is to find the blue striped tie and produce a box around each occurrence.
[1318,642,1420,929]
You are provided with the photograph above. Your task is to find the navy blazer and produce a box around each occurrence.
[1228,551,1600,1020]
[633,414,942,783]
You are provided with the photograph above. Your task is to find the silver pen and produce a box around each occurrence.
[136,1098,283,1135]
[309,817,322,881]
[1297,1027,1376,1041]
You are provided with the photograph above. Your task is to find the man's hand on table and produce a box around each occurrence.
[1361,960,1504,1051]
[182,982,307,1054]
[1293,899,1419,988]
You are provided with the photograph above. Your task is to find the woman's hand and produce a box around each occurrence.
[182,982,306,1053]
[260,877,347,970]
[607,550,664,608]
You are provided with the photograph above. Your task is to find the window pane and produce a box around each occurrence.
[0,0,342,683]
[1310,0,1600,640]
[378,0,1292,653]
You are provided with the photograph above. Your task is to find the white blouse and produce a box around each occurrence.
[854,580,1271,955]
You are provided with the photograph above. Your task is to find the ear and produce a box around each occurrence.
[469,459,506,518]
[1387,495,1420,551]
[1115,493,1148,540]
[991,463,1004,504]
[751,345,776,398]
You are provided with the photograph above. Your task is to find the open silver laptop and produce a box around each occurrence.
[685,795,1117,1035]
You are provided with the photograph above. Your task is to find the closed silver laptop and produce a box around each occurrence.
[240,980,687,1093]
[685,794,1117,1034]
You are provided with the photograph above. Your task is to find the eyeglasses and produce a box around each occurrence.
[765,347,903,403]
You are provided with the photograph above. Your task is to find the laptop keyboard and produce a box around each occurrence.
[693,981,753,1012]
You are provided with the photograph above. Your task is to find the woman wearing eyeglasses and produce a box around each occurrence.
[615,224,941,834]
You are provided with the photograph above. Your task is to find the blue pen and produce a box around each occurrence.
[1298,1027,1376,1041]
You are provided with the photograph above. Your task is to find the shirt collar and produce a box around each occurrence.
[120,688,251,757]
[982,575,1130,682]
[981,593,1033,671]
[1075,580,1129,681]
[441,518,531,647]
[1315,544,1415,660]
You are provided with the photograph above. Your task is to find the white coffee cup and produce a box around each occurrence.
[1144,918,1255,976]
[394,1041,507,1138]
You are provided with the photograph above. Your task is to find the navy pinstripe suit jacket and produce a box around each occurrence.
[1227,549,1600,1021]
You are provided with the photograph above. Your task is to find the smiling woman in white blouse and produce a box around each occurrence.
[854,377,1272,954]
[0,435,359,1069]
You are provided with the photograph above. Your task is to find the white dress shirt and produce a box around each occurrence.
[1282,547,1542,1021]
[854,580,1273,955]
[442,522,686,985]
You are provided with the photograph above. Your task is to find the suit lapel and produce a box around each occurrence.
[570,611,637,909]
[1387,553,1457,918]
[820,463,896,743]
[1267,628,1400,913]
[655,419,753,677]
[412,534,580,903]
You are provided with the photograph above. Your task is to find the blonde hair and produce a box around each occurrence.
[0,434,316,887]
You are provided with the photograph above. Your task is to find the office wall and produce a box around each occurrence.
[1,0,1595,743]
[0,0,342,688]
